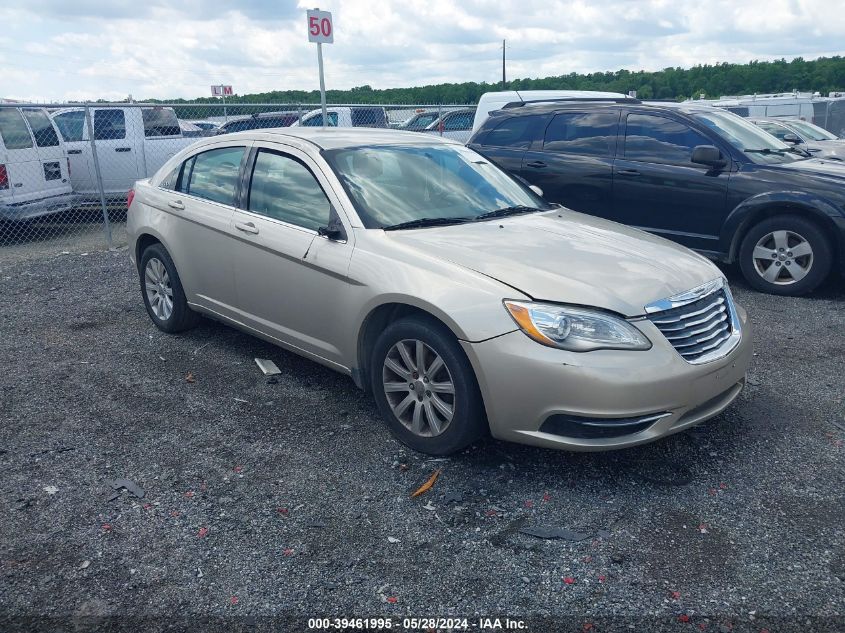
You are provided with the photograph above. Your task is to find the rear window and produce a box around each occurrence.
[480,116,543,149]
[0,108,34,150]
[94,109,126,140]
[53,111,85,142]
[142,108,181,137]
[444,112,473,131]
[183,146,245,205]
[22,109,60,147]
[543,111,618,156]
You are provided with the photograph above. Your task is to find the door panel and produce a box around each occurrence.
[519,111,617,218]
[92,108,142,193]
[612,113,730,251]
[229,146,354,366]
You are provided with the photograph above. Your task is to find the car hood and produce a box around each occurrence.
[386,210,722,317]
[803,140,845,160]
[769,156,845,178]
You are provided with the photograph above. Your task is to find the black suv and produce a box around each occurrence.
[469,99,845,295]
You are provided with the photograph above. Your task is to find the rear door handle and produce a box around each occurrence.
[167,200,185,210]
[525,161,546,168]
[115,147,132,152]
[235,221,259,235]
[68,149,82,155]
[618,168,640,176]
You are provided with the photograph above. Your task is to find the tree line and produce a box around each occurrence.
[141,55,845,107]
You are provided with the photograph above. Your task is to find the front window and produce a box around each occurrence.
[624,113,712,165]
[303,112,338,127]
[786,120,838,141]
[54,111,85,142]
[323,144,550,229]
[692,109,803,164]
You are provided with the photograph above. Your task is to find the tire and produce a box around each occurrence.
[738,214,833,296]
[370,316,487,455]
[139,243,199,333]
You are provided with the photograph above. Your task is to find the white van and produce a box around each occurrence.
[471,90,631,133]
[0,106,75,221]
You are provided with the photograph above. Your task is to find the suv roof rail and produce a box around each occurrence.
[502,97,641,109]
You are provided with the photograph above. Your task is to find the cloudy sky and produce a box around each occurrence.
[1,0,843,102]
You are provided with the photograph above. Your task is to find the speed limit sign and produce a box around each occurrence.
[307,9,333,44]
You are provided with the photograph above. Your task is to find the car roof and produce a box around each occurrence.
[487,99,720,120]
[209,127,462,150]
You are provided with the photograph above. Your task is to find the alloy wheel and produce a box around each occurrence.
[751,229,814,285]
[382,339,456,437]
[144,257,174,320]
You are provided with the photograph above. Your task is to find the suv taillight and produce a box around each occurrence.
[127,188,135,210]
[0,164,8,190]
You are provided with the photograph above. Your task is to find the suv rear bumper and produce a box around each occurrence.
[0,191,78,221]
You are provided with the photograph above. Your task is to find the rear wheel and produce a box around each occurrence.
[738,215,832,296]
[370,316,486,455]
[139,243,199,333]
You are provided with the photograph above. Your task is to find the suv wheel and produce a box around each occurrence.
[139,243,199,333]
[739,215,832,296]
[370,316,487,455]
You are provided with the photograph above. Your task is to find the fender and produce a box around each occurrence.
[720,190,845,262]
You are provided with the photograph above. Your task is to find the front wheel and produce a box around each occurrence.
[370,316,487,455]
[738,215,832,296]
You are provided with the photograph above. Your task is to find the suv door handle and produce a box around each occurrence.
[525,161,547,169]
[167,200,185,210]
[67,149,82,155]
[115,147,132,152]
[235,221,259,235]
[618,168,640,176]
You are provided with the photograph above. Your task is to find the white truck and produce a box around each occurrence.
[51,106,197,200]
[289,106,389,128]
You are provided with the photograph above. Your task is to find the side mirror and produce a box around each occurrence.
[317,207,347,242]
[691,145,726,168]
[782,133,802,145]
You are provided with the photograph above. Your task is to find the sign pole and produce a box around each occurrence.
[317,41,327,129]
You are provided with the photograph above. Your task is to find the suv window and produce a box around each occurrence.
[303,112,339,127]
[352,107,386,127]
[142,107,181,137]
[94,109,126,140]
[0,108,34,150]
[624,114,712,165]
[54,111,85,142]
[21,109,60,147]
[248,150,330,231]
[543,111,618,156]
[482,116,543,149]
[183,146,245,205]
[444,112,473,131]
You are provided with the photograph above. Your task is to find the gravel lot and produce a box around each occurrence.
[1,243,843,633]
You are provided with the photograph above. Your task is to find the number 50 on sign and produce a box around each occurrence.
[307,9,333,43]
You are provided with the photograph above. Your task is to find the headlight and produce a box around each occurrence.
[503,300,651,351]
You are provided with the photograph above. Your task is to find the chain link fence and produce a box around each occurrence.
[0,102,476,259]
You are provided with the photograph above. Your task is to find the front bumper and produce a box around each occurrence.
[0,191,78,221]
[461,305,753,451]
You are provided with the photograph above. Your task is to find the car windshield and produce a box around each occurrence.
[323,144,551,229]
[787,120,839,141]
[692,110,804,164]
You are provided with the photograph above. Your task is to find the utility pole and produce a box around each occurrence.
[502,39,506,90]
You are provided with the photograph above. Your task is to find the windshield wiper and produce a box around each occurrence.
[473,205,543,221]
[743,147,788,154]
[382,217,472,231]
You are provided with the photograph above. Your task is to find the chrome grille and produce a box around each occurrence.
[646,280,739,363]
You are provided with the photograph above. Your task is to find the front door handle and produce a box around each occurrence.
[235,221,259,235]
[618,168,640,176]
[68,149,82,155]
[525,160,547,168]
[167,200,185,210]
[115,147,132,152]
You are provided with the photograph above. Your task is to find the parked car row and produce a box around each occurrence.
[467,93,845,296]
